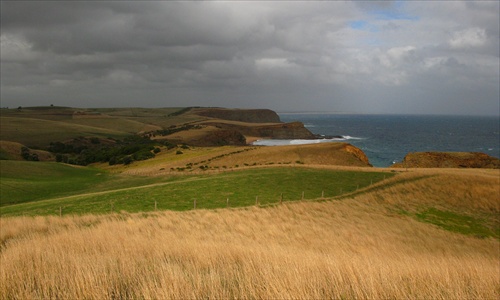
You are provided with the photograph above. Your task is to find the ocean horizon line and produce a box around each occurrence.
[277,111,500,117]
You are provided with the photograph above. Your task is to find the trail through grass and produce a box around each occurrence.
[0,163,392,216]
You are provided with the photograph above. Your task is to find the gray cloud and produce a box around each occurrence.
[1,1,498,115]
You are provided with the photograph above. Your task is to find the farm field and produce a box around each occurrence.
[1,166,498,299]
[1,160,391,216]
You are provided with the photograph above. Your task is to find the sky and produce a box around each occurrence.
[1,1,499,115]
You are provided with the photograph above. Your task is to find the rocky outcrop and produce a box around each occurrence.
[342,144,371,166]
[193,108,281,123]
[167,107,320,146]
[392,152,500,169]
[203,121,316,140]
[193,129,247,147]
[252,122,317,139]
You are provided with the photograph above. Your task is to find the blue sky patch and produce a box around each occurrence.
[349,20,379,32]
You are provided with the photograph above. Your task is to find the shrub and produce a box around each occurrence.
[123,156,133,165]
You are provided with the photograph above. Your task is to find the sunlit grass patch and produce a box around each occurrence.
[416,208,498,239]
[0,167,393,216]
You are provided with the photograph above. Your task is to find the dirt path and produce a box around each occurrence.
[8,176,222,208]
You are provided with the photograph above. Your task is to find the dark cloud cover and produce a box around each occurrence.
[1,1,498,115]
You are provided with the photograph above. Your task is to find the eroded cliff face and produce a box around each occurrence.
[253,122,317,139]
[189,130,247,147]
[193,108,281,123]
[164,107,318,146]
[392,152,500,169]
[342,144,371,166]
[203,121,316,140]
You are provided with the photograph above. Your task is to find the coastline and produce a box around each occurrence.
[279,113,500,167]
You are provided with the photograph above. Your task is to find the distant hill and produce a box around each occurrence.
[192,107,281,123]
[391,152,500,169]
[0,106,316,150]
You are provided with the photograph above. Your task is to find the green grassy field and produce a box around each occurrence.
[0,117,130,148]
[0,107,205,148]
[0,161,392,216]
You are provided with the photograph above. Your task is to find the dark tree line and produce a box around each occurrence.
[21,147,39,161]
[48,136,169,166]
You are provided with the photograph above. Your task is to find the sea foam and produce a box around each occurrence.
[252,136,363,146]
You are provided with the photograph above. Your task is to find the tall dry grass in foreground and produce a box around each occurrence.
[1,171,499,299]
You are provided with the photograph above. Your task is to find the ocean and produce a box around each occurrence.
[253,114,500,167]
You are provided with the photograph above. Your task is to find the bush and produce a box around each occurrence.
[176,151,183,155]
[123,156,133,165]
[164,142,176,150]
[133,150,155,161]
[20,147,39,161]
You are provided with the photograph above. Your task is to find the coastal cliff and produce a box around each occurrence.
[193,108,281,123]
[202,121,316,140]
[342,144,371,166]
[164,107,318,146]
[391,152,500,169]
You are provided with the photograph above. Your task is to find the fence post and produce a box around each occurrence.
[59,206,62,217]
[110,201,114,213]
[280,193,283,204]
[194,199,197,209]
[227,198,229,207]
[154,200,157,211]
[321,190,324,198]
[255,196,259,206]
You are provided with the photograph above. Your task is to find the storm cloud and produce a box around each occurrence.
[1,1,498,115]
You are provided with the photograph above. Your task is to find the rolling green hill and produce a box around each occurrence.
[0,161,110,206]
[1,117,130,148]
[0,107,204,148]
[0,161,392,216]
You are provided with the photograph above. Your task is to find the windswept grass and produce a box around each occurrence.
[1,196,498,299]
[357,170,500,239]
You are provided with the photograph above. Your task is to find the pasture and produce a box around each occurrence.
[1,168,498,299]
[0,161,391,216]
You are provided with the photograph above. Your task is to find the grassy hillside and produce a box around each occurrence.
[0,162,391,216]
[0,107,205,149]
[1,106,498,298]
[0,117,130,148]
[0,161,111,206]
[105,143,372,177]
[1,169,498,299]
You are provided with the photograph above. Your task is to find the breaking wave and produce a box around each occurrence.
[252,136,364,146]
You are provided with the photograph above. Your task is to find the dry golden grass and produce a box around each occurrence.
[69,116,162,134]
[115,143,372,176]
[0,140,54,161]
[369,168,500,213]
[1,170,499,299]
[208,143,370,167]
